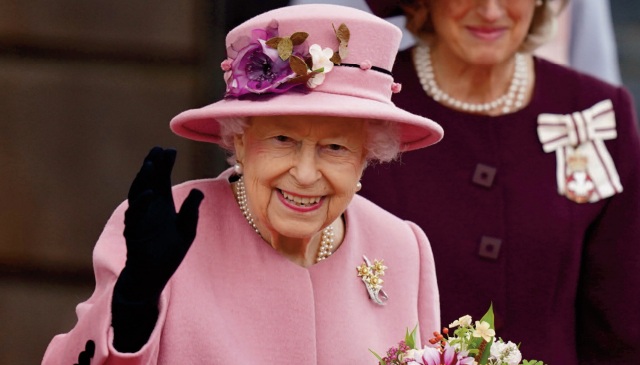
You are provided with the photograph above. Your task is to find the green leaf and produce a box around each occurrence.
[369,349,385,365]
[521,360,546,365]
[480,303,496,328]
[469,303,496,365]
[405,324,418,349]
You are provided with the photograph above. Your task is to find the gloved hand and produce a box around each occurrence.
[112,147,204,352]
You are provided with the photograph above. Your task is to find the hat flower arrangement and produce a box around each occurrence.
[221,19,350,97]
[372,304,548,365]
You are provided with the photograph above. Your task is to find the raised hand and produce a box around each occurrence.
[112,147,204,352]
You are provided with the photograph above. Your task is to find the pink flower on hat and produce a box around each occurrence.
[220,59,232,71]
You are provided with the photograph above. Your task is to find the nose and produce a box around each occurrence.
[476,0,505,21]
[289,145,321,186]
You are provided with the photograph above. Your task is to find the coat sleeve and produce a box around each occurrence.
[576,87,640,363]
[41,201,170,365]
[408,220,441,347]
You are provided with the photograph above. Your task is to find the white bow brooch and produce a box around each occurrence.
[537,99,623,203]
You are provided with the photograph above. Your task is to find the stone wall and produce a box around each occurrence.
[0,1,226,363]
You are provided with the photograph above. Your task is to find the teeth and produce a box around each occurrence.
[282,191,321,207]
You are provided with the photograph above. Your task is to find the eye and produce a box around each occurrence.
[322,143,352,156]
[327,144,346,151]
[274,135,294,143]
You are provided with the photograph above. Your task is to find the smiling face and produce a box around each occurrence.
[234,115,368,241]
[429,0,537,65]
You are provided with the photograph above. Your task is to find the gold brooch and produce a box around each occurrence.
[356,255,388,305]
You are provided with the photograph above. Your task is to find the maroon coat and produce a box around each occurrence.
[361,49,640,365]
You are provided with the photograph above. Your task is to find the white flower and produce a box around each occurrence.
[307,44,334,88]
[472,321,496,342]
[405,347,426,363]
[489,340,522,365]
[450,315,473,328]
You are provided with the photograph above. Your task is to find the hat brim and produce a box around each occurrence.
[170,89,443,152]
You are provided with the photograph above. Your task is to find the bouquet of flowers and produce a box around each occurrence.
[371,304,547,365]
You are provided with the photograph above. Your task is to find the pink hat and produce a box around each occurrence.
[170,4,442,152]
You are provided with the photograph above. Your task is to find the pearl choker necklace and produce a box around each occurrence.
[413,44,528,115]
[234,176,335,263]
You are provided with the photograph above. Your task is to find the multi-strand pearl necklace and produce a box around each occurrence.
[234,176,335,263]
[413,44,528,115]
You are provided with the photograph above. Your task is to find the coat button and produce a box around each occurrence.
[472,163,497,188]
[478,236,502,260]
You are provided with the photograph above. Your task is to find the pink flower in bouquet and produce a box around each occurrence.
[408,344,475,365]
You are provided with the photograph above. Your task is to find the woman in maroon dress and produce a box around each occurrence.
[360,1,640,364]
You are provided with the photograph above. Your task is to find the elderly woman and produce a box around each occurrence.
[360,0,640,364]
[41,4,444,364]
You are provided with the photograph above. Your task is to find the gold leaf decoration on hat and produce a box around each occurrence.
[277,37,293,61]
[265,37,281,49]
[289,55,309,76]
[267,32,309,61]
[287,55,320,85]
[290,32,309,45]
[331,23,350,64]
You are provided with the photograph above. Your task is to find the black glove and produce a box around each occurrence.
[112,147,204,352]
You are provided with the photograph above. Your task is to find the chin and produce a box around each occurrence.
[461,45,512,65]
[272,223,323,240]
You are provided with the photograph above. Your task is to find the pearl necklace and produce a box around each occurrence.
[234,176,335,263]
[413,44,528,115]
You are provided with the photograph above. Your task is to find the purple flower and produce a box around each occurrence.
[224,24,306,97]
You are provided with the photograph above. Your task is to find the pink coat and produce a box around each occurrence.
[42,169,440,364]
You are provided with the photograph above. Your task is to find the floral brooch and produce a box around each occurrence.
[357,255,388,305]
[222,20,350,97]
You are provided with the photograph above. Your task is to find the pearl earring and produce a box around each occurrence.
[234,162,243,175]
[356,181,362,192]
[535,0,543,6]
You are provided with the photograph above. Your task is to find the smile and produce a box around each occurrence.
[280,190,323,208]
[467,26,506,41]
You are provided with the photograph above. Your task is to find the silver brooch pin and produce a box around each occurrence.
[356,255,389,305]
